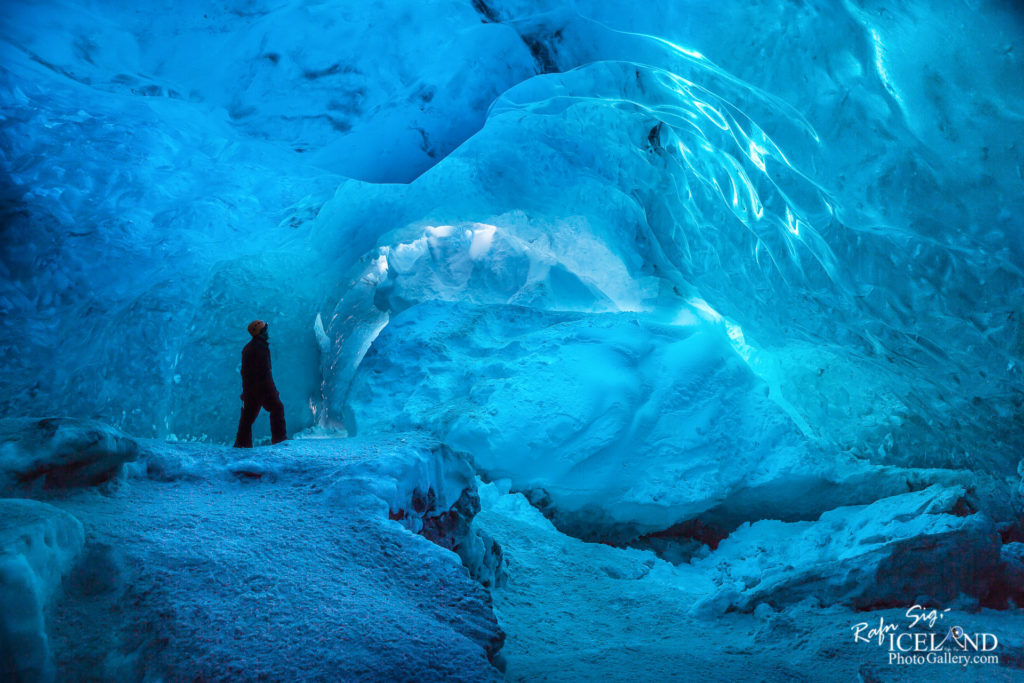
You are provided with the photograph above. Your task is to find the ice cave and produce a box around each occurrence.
[1,0,1023,680]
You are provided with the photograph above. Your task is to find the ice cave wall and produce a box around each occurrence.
[0,0,538,441]
[1,0,1022,474]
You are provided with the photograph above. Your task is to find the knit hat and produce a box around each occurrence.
[247,320,267,337]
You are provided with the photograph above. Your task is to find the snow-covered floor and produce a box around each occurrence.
[3,424,1022,681]
[38,436,502,681]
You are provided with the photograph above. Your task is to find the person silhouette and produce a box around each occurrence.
[233,319,287,447]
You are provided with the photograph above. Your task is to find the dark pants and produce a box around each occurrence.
[234,394,287,447]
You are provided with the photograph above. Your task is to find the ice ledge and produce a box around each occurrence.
[0,417,139,494]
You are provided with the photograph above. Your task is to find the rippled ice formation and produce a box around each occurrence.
[2,1,1023,472]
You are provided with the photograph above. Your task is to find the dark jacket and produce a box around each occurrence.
[241,337,278,399]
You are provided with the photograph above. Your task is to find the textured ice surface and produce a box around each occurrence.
[345,299,982,539]
[0,498,85,682]
[310,0,1023,473]
[0,0,341,442]
[35,435,503,681]
[693,485,1002,611]
[0,0,531,442]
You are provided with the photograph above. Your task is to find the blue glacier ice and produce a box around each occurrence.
[2,0,1024,680]
[3,0,1021,468]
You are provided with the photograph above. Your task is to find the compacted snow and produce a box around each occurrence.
[2,427,504,681]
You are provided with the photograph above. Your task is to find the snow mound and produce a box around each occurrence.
[45,436,504,680]
[0,498,85,682]
[0,418,139,494]
[694,485,1002,613]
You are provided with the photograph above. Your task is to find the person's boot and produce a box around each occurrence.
[268,398,287,445]
[234,406,255,448]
